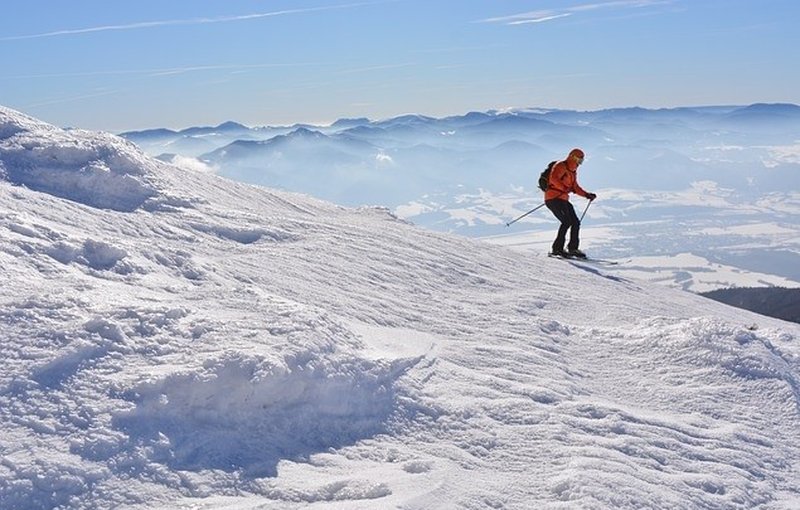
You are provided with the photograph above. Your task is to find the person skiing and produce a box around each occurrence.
[545,148,596,258]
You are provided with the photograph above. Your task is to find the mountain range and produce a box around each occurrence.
[121,103,800,293]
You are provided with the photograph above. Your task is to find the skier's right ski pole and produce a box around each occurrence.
[506,203,546,227]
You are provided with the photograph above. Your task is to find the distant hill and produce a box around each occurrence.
[701,287,800,324]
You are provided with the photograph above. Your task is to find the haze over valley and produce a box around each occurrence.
[123,103,800,293]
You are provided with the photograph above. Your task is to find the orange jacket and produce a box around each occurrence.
[545,159,589,201]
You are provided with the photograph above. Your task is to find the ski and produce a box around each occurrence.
[547,253,621,265]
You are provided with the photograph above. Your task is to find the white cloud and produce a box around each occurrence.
[507,14,573,25]
[479,0,674,26]
[766,143,800,165]
[395,201,439,217]
[375,153,394,165]
[165,155,216,174]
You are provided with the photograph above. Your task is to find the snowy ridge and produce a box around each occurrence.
[0,105,185,212]
[1,105,800,509]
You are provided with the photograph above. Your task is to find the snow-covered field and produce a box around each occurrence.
[3,105,800,509]
[486,224,800,293]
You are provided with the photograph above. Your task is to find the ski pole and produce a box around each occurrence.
[579,199,593,223]
[506,203,546,227]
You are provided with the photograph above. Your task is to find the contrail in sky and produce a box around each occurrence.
[1,2,382,41]
[480,0,674,25]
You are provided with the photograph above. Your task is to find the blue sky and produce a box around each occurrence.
[2,0,798,131]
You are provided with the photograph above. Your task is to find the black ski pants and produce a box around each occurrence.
[545,199,580,252]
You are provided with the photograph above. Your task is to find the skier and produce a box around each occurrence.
[545,148,597,258]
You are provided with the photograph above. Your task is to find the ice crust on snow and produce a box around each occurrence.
[1,105,800,509]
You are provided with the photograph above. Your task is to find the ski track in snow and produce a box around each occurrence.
[2,105,800,509]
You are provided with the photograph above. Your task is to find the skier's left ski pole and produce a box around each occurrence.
[506,203,545,227]
[579,199,593,223]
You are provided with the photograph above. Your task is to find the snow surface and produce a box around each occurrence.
[2,104,800,509]
[485,224,800,293]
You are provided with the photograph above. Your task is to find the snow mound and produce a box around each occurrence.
[0,288,424,508]
[0,106,166,212]
[46,238,131,272]
[113,349,411,478]
[188,221,298,244]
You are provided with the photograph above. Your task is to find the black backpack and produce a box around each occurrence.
[538,161,557,192]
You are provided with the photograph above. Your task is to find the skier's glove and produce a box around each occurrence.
[586,192,597,201]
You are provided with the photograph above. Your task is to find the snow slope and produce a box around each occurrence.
[2,105,800,509]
